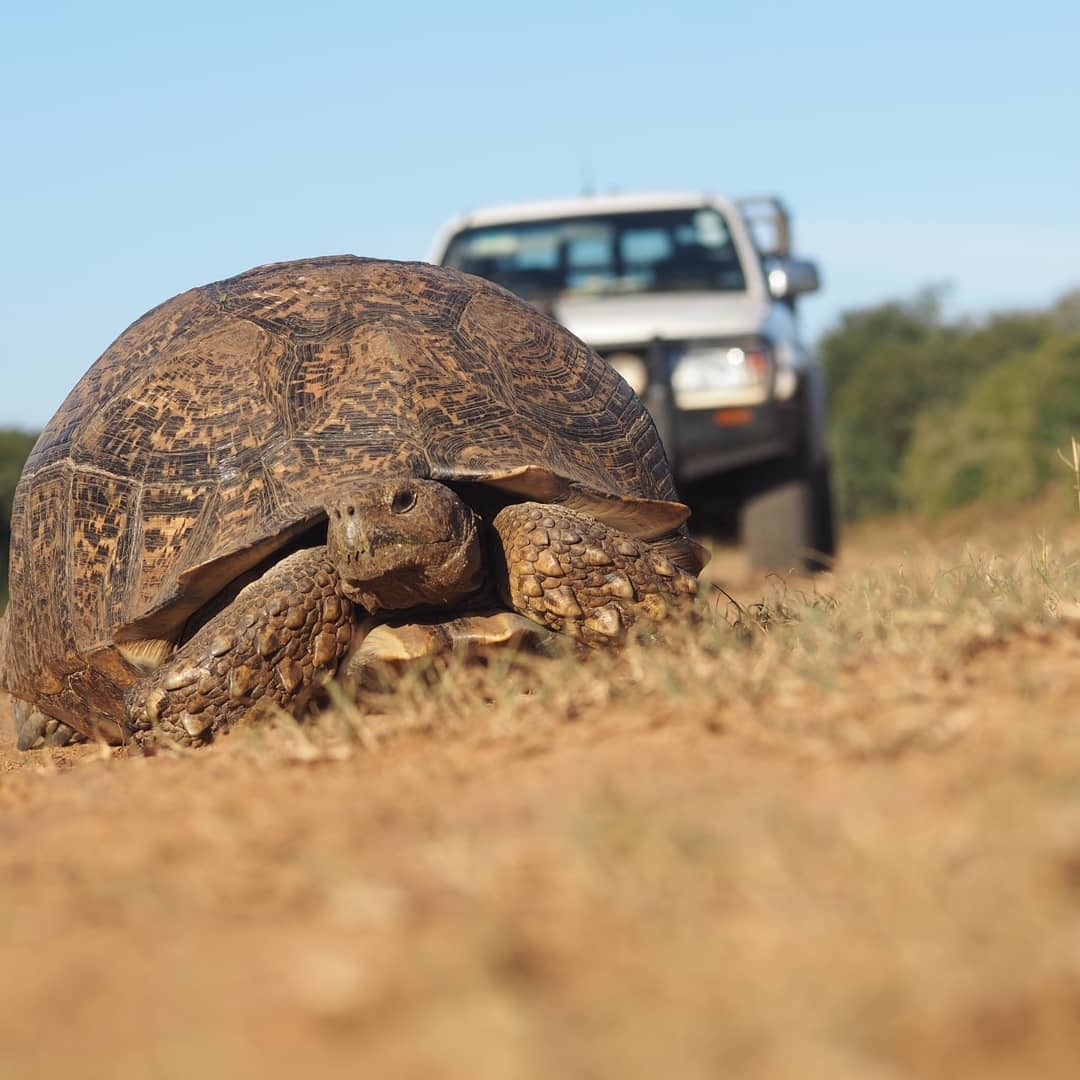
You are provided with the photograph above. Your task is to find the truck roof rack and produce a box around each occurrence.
[734,196,792,258]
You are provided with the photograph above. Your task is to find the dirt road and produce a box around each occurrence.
[3,511,1080,1079]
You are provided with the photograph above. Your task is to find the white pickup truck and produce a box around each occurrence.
[429,192,836,571]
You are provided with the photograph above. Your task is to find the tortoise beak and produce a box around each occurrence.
[335,512,371,564]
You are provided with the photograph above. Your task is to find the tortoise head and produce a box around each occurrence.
[326,480,484,614]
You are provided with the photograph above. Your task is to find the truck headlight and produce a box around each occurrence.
[671,342,772,409]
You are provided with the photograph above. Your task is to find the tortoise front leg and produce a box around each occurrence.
[125,546,354,747]
[492,503,699,647]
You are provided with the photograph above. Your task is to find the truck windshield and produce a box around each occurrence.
[441,208,745,302]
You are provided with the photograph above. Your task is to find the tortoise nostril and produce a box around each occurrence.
[391,489,417,514]
[347,505,355,516]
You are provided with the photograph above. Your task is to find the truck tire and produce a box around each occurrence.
[740,459,837,572]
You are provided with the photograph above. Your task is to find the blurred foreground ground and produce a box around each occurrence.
[3,499,1080,1080]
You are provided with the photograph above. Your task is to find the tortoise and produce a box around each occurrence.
[0,256,706,750]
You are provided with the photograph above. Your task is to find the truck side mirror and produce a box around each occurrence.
[765,257,820,300]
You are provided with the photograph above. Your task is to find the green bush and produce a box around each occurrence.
[820,287,1063,522]
[901,335,1080,517]
[1,429,38,605]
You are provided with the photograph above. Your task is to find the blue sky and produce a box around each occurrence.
[3,0,1078,430]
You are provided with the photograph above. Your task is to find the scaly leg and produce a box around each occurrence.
[492,503,699,646]
[125,546,354,747]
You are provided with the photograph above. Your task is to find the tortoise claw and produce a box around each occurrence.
[13,699,86,751]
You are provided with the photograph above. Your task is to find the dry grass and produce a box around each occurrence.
[2,499,1080,1079]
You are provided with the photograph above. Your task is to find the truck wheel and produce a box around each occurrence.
[740,459,837,572]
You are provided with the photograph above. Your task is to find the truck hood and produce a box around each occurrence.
[550,291,770,349]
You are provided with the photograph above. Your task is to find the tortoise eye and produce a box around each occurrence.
[391,489,417,514]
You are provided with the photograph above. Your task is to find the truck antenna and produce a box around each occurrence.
[580,158,595,197]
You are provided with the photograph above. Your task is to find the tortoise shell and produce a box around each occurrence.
[1,256,699,740]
